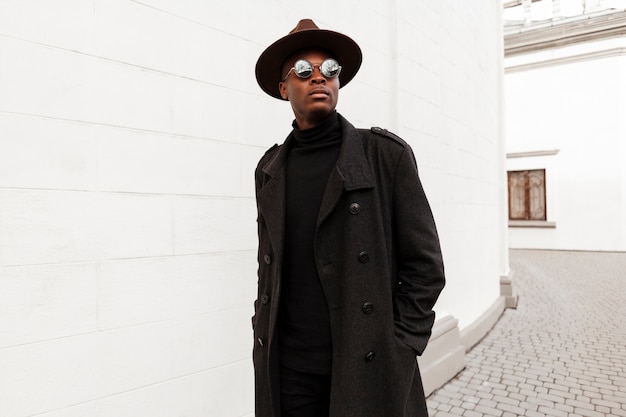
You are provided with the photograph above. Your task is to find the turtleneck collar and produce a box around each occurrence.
[291,111,341,147]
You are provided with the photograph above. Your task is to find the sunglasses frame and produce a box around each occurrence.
[282,58,342,81]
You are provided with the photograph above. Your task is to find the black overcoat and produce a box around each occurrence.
[253,114,445,417]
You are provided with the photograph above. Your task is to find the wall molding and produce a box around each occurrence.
[421,293,513,396]
[419,315,465,396]
[507,149,560,158]
[504,10,626,57]
[509,220,557,228]
[506,45,626,72]
[459,296,507,352]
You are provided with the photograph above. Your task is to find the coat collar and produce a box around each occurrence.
[334,114,375,191]
[257,113,375,255]
[261,113,375,191]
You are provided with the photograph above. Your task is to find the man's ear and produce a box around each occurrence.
[279,82,288,100]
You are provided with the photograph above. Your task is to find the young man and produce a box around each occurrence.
[252,19,445,417]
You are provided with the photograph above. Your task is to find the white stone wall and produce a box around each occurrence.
[0,1,505,416]
[505,37,626,251]
[390,2,508,332]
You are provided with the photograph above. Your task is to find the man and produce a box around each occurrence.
[252,19,445,417]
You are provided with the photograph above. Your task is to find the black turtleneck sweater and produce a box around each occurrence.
[278,111,342,375]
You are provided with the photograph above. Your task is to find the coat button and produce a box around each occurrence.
[349,202,361,215]
[263,254,272,265]
[261,294,270,304]
[362,302,374,314]
[365,351,376,362]
[358,251,369,263]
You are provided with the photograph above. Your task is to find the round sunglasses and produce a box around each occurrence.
[282,58,342,81]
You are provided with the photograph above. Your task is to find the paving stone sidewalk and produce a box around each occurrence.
[427,249,626,417]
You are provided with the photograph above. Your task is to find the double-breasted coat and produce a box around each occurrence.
[253,114,445,417]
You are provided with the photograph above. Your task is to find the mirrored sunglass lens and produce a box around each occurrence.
[294,60,313,78]
[321,59,340,77]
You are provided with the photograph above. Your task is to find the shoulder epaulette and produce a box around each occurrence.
[370,126,406,146]
[263,143,279,156]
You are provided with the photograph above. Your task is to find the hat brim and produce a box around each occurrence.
[255,29,362,100]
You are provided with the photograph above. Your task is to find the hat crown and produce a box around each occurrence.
[289,19,320,34]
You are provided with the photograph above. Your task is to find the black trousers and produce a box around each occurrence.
[280,365,331,417]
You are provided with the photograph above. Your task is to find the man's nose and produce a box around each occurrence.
[311,71,326,83]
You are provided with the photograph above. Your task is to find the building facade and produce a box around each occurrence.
[504,1,626,251]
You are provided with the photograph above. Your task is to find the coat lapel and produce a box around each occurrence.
[317,115,375,227]
[256,115,375,253]
[256,136,292,260]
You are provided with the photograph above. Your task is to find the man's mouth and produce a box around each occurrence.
[309,88,329,96]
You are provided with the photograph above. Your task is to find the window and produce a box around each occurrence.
[508,169,546,221]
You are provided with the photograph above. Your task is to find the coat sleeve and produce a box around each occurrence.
[391,145,445,355]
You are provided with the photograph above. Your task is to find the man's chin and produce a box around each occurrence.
[307,104,336,119]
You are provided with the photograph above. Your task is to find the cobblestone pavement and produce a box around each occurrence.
[427,249,626,417]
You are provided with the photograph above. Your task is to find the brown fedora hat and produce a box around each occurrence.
[255,18,362,100]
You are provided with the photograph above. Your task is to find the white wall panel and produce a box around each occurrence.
[0,114,97,191]
[0,0,94,52]
[96,308,251,398]
[97,360,253,417]
[34,403,96,417]
[0,37,259,140]
[96,128,243,196]
[0,263,98,348]
[173,197,256,255]
[0,190,173,266]
[0,309,253,417]
[89,61,175,133]
[0,334,99,417]
[93,0,254,90]
[97,253,256,329]
[130,0,250,37]
[0,38,95,122]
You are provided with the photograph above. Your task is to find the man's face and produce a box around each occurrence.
[279,49,340,129]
